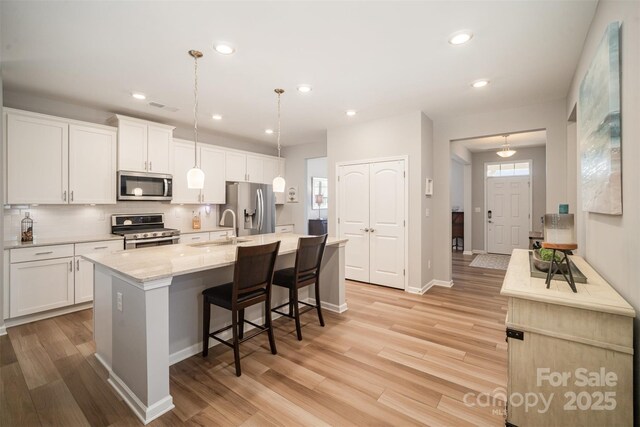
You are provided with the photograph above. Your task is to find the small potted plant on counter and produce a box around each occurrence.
[532,248,565,272]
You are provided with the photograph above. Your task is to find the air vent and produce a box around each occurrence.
[148,101,178,112]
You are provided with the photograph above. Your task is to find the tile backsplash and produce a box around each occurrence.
[4,202,220,241]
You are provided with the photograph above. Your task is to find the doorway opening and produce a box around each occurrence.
[305,157,328,235]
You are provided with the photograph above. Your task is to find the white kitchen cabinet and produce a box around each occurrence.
[10,256,75,318]
[110,115,174,174]
[69,124,117,204]
[5,109,117,205]
[180,232,210,244]
[225,151,247,182]
[246,155,264,183]
[74,240,123,304]
[3,250,8,320]
[6,112,69,204]
[200,146,226,204]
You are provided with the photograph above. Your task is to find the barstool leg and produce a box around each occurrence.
[202,299,210,357]
[231,309,241,376]
[265,298,277,355]
[238,309,245,340]
[315,280,325,327]
[292,286,302,341]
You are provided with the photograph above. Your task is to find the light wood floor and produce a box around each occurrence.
[0,252,508,426]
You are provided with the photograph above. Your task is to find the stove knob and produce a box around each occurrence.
[143,233,148,238]
[163,231,169,236]
[152,232,158,237]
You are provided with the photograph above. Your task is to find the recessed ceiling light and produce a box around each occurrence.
[212,114,223,120]
[471,80,489,88]
[449,31,473,45]
[214,43,235,55]
[265,129,274,134]
[132,93,146,100]
[297,85,312,93]
[346,110,357,117]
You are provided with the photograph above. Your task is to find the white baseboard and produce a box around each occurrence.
[406,280,436,295]
[472,250,488,255]
[0,324,6,336]
[304,298,348,314]
[3,302,92,329]
[433,280,454,288]
[463,251,473,256]
[108,370,174,425]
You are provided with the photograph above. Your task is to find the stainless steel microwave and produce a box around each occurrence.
[117,171,172,201]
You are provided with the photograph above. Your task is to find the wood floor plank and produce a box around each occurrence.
[0,362,41,427]
[30,379,91,426]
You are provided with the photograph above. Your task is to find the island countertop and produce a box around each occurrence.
[85,233,347,284]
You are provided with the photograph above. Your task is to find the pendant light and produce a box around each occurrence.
[187,49,205,189]
[497,134,516,158]
[272,88,286,192]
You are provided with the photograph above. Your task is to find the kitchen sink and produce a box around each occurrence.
[188,237,252,247]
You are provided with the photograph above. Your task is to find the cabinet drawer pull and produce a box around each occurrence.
[35,251,54,256]
[69,260,73,272]
[93,246,108,250]
[192,237,201,240]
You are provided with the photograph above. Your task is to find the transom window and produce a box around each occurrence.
[487,161,530,177]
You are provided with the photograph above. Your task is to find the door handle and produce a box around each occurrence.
[370,228,375,233]
[488,220,493,224]
[360,228,370,232]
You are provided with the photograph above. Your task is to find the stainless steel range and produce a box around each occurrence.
[111,213,180,250]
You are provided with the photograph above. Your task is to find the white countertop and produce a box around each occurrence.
[4,234,124,250]
[179,227,233,235]
[500,249,635,317]
[85,233,347,284]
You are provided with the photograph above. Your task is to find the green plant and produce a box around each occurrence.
[538,248,562,262]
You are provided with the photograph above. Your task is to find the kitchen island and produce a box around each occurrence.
[84,233,347,424]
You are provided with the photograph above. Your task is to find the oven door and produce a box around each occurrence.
[118,171,173,201]
[125,236,179,250]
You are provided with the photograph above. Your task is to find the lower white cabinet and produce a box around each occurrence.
[10,256,75,318]
[74,240,123,304]
[179,232,210,244]
[209,230,231,239]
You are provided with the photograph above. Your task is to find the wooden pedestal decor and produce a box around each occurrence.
[501,250,635,426]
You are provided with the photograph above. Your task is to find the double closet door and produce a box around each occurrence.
[338,160,406,289]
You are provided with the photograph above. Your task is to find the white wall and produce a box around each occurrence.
[327,110,433,290]
[450,159,464,211]
[433,98,568,281]
[566,0,640,413]
[3,89,276,156]
[0,30,5,332]
[277,141,327,233]
[306,157,328,226]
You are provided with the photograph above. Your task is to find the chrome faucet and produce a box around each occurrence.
[219,209,237,243]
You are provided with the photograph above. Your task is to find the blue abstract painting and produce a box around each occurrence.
[579,22,622,215]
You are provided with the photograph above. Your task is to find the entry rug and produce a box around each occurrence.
[469,254,511,271]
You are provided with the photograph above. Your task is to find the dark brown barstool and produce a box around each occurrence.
[271,234,328,340]
[202,241,280,376]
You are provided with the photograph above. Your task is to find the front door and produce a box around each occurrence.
[487,176,530,255]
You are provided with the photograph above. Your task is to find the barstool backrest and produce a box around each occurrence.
[233,241,281,303]
[295,234,328,281]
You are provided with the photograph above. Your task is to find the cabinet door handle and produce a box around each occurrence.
[149,161,152,171]
[69,260,73,272]
[35,251,53,256]
[63,190,67,201]
[94,246,108,250]
[70,191,74,202]
[144,161,148,171]
[192,236,201,240]
[76,259,80,271]
[370,228,375,233]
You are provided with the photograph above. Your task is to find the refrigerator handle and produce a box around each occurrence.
[261,189,265,232]
[258,189,264,232]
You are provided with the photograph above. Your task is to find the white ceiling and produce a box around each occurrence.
[456,130,547,152]
[0,1,597,147]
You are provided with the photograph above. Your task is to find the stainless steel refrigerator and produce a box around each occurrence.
[221,182,276,236]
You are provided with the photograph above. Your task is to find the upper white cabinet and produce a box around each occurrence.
[5,109,116,205]
[224,151,284,185]
[69,124,117,204]
[171,139,226,204]
[6,112,69,204]
[110,115,174,174]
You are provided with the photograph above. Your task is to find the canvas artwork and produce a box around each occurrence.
[578,21,622,215]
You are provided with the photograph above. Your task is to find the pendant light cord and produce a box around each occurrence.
[276,90,282,159]
[193,53,199,167]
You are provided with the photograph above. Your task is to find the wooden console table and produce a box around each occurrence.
[501,249,635,426]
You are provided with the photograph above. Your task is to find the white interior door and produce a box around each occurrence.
[369,161,405,289]
[338,164,370,282]
[487,176,530,255]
